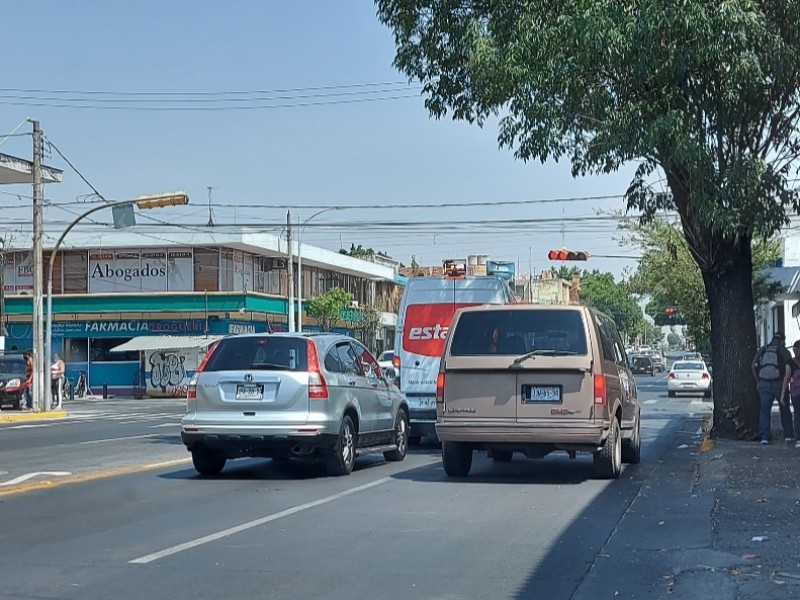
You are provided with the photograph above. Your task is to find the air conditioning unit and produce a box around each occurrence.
[350,301,360,309]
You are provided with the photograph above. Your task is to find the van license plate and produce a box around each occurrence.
[236,384,264,400]
[523,385,562,403]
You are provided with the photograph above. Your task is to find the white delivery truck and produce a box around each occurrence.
[394,264,515,441]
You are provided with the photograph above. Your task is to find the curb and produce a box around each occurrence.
[0,410,68,422]
[699,411,715,453]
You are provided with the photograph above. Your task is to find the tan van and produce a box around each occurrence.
[436,304,641,479]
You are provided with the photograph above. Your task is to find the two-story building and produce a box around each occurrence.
[1,226,405,397]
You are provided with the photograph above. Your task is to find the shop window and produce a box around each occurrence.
[90,338,139,362]
[65,338,89,363]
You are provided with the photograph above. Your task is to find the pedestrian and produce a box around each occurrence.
[786,341,800,449]
[752,331,793,444]
[22,350,33,411]
[50,352,65,409]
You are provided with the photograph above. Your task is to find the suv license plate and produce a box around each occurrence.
[523,385,562,403]
[236,384,264,400]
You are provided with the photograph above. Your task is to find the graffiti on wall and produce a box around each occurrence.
[146,348,198,397]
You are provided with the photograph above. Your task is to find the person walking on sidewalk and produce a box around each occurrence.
[785,341,800,448]
[22,350,34,411]
[50,353,65,409]
[752,331,793,444]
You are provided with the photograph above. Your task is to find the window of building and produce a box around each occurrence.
[90,338,139,362]
[65,338,89,363]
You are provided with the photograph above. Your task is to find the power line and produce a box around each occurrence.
[45,138,107,202]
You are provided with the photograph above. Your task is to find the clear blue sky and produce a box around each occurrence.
[0,1,640,278]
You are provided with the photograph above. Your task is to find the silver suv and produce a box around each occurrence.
[181,333,410,477]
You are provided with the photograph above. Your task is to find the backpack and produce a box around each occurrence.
[756,343,786,381]
[790,360,800,396]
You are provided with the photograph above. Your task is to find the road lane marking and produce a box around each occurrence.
[80,434,160,445]
[0,472,72,486]
[643,399,658,404]
[149,423,181,428]
[0,458,192,497]
[129,476,393,564]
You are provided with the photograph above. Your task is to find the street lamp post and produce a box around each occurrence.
[43,192,189,411]
[297,207,342,333]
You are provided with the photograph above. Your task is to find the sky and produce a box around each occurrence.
[0,1,642,279]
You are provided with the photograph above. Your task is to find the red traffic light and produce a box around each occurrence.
[665,308,676,315]
[548,249,589,261]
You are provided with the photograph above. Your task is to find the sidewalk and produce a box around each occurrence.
[697,410,800,599]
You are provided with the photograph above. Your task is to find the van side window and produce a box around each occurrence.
[596,314,618,364]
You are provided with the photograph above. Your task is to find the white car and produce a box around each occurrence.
[378,350,396,380]
[667,360,712,398]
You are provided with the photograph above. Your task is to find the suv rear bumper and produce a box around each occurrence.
[436,421,606,446]
[181,430,339,456]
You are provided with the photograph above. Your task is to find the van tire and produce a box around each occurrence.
[490,449,513,462]
[622,417,641,464]
[192,447,226,476]
[442,441,472,477]
[383,409,409,462]
[594,419,622,479]
[325,415,357,476]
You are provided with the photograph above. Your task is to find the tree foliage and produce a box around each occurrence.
[377,0,800,439]
[573,270,643,343]
[345,304,383,352]
[305,287,353,332]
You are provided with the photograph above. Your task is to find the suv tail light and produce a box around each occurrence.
[188,341,218,399]
[593,374,606,406]
[392,355,401,389]
[436,372,445,404]
[307,340,329,400]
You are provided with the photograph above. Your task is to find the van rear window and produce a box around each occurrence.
[449,310,588,356]
[203,336,308,372]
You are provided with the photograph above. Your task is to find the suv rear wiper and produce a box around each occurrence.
[510,349,579,367]
[249,362,290,370]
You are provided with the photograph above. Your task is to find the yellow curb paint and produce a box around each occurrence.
[0,458,192,497]
[0,411,68,422]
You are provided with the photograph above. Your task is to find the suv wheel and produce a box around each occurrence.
[325,415,357,476]
[621,416,641,464]
[442,441,472,477]
[191,447,226,476]
[594,418,622,479]
[383,409,409,462]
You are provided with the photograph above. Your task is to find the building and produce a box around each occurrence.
[0,226,404,396]
[754,237,800,346]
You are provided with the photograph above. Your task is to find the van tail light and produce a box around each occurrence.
[307,340,329,400]
[593,374,606,406]
[188,341,218,399]
[392,355,401,389]
[701,372,710,380]
[436,372,445,404]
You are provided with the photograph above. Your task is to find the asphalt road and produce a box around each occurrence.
[0,374,713,600]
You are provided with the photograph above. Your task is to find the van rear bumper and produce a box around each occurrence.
[436,421,605,446]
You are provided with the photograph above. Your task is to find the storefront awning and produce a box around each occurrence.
[110,335,223,353]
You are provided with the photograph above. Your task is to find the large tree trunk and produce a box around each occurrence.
[700,238,759,439]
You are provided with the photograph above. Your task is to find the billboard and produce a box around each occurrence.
[88,248,193,293]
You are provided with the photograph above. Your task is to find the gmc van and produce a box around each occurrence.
[394,272,514,441]
[436,304,641,479]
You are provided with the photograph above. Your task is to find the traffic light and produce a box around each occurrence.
[548,249,589,261]
[665,308,675,315]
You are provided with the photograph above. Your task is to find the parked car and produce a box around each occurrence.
[180,333,410,477]
[435,304,641,480]
[630,354,655,376]
[0,353,28,410]
[668,360,712,398]
[683,352,703,361]
[377,349,396,380]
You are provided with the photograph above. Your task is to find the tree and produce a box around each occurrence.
[667,331,683,350]
[573,270,643,343]
[305,287,353,332]
[345,304,383,353]
[377,2,800,439]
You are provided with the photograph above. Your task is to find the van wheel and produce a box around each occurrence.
[383,409,409,462]
[442,441,472,477]
[621,417,641,464]
[490,449,513,462]
[192,447,226,476]
[594,419,622,479]
[325,415,356,476]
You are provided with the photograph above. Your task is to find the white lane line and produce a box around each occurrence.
[149,423,181,428]
[130,476,392,564]
[643,399,658,405]
[80,434,159,445]
[0,471,72,486]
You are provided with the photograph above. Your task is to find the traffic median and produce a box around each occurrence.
[0,409,69,422]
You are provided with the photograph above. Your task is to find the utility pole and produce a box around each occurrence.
[286,210,295,333]
[0,237,5,353]
[31,120,46,412]
[206,186,215,227]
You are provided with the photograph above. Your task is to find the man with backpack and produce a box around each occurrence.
[752,331,794,444]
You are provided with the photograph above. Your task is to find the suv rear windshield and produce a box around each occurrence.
[204,336,308,372]
[449,310,588,356]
